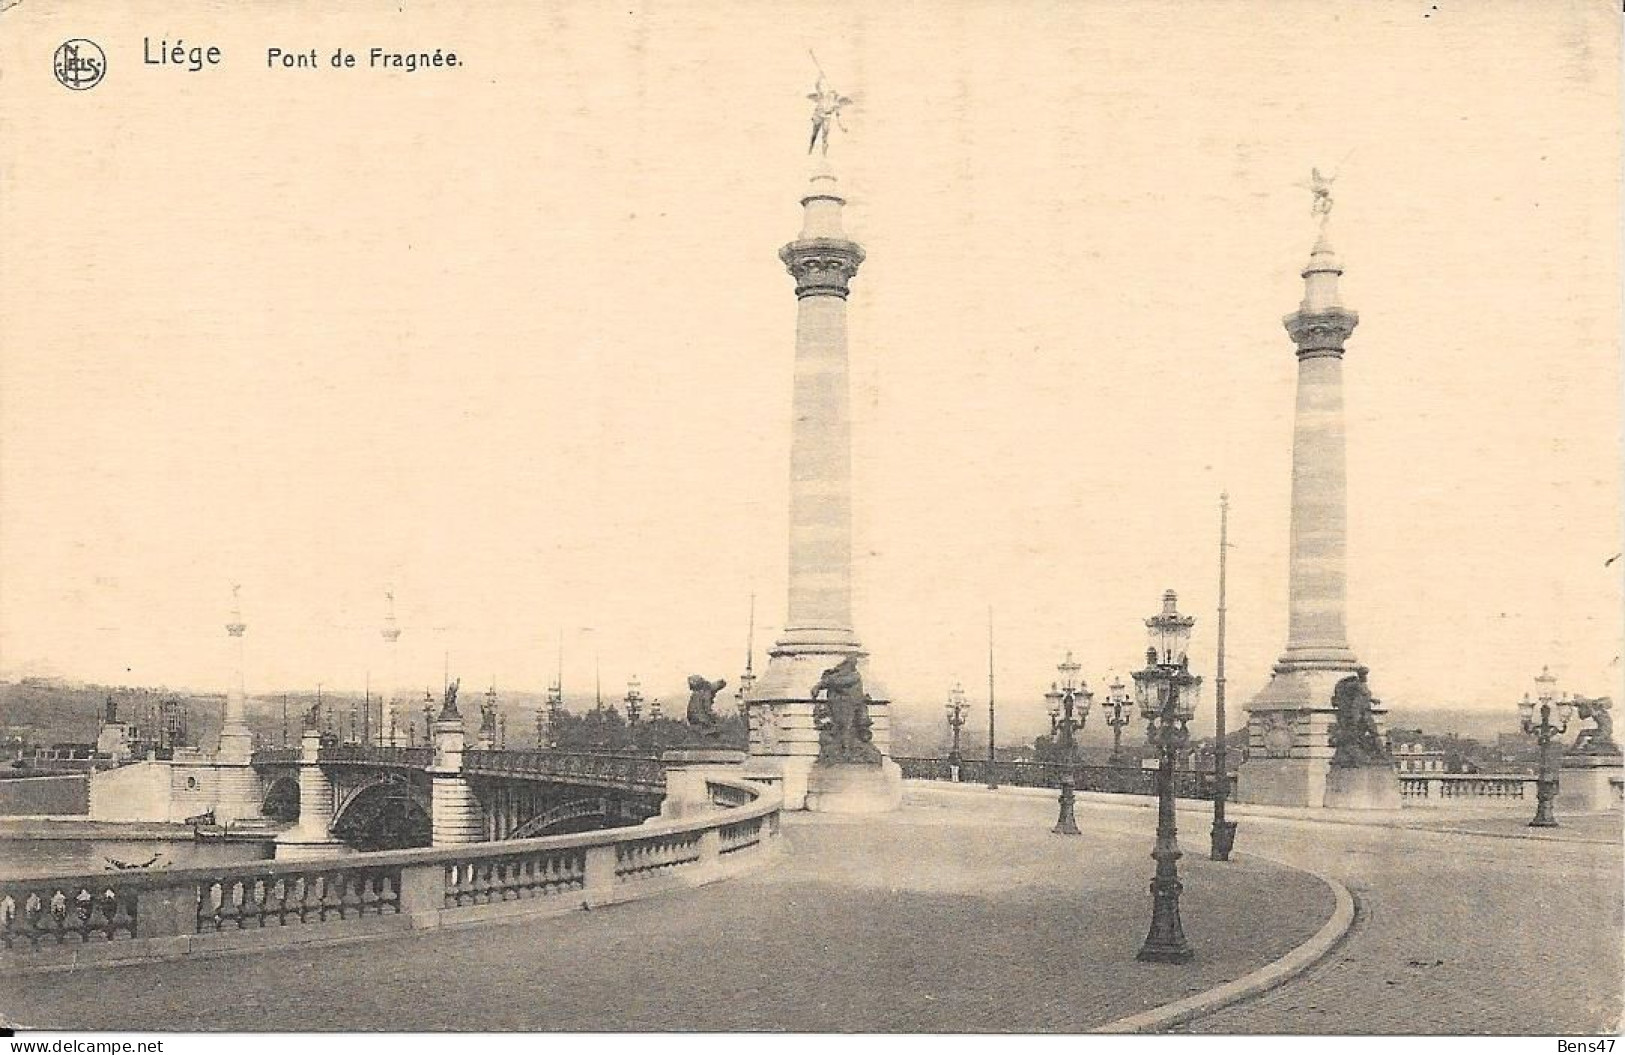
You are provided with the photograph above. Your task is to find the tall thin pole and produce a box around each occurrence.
[364,673,372,747]
[1211,492,1235,860]
[281,694,288,748]
[987,605,999,789]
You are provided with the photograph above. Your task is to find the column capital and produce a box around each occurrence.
[1284,308,1359,359]
[780,237,865,299]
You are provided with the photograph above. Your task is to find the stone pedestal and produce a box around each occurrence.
[1323,763,1403,810]
[745,650,896,811]
[661,750,746,819]
[1558,752,1624,814]
[803,760,903,814]
[1238,670,1398,808]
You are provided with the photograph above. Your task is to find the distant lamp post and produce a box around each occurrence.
[624,676,644,724]
[1519,666,1573,828]
[945,682,969,778]
[1045,651,1092,836]
[1131,589,1202,964]
[1103,675,1133,766]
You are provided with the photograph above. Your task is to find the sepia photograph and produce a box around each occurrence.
[0,0,1620,1041]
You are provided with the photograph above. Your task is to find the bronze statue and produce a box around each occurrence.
[1328,670,1391,768]
[1573,697,1618,754]
[810,655,879,765]
[302,700,322,732]
[806,53,853,157]
[1305,167,1335,222]
[438,679,461,721]
[686,675,728,739]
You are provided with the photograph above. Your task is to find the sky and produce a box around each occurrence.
[0,0,1619,743]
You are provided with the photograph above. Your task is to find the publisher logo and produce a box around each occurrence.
[53,39,106,90]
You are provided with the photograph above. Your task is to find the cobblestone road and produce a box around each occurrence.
[1,789,1332,1032]
[1170,805,1623,1034]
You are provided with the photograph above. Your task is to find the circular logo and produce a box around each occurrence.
[53,39,106,90]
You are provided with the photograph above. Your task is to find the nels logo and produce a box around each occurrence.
[53,39,106,90]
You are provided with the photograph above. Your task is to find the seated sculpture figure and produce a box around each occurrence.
[1328,670,1392,769]
[686,675,728,741]
[810,655,880,765]
[1572,697,1619,755]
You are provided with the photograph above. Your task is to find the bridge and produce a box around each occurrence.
[1,778,1618,1033]
[245,741,669,850]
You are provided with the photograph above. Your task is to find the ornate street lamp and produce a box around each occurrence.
[1102,674,1133,767]
[944,681,969,777]
[1046,651,1092,835]
[624,676,644,725]
[1131,589,1202,964]
[1519,665,1573,828]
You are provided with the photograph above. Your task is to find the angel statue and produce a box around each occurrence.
[1298,166,1339,225]
[807,66,853,156]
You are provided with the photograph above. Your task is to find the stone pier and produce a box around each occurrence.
[275,729,347,858]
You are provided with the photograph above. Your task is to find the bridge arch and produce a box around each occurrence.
[260,776,300,822]
[507,796,657,839]
[330,773,431,851]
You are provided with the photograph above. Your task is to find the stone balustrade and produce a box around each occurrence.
[894,756,1235,801]
[1,773,779,971]
[1397,773,1536,806]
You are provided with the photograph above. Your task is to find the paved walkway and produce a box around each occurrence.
[1,790,1333,1032]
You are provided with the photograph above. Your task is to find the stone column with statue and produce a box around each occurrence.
[741,64,901,812]
[1237,172,1400,809]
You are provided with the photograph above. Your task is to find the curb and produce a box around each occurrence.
[1089,851,1356,1034]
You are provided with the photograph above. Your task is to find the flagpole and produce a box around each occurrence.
[987,605,999,790]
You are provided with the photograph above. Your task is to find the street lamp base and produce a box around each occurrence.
[1136,940,1195,964]
[1528,816,1560,828]
[1209,818,1237,861]
[1053,818,1081,836]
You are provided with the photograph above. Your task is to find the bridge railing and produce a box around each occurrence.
[894,756,1236,802]
[1,773,779,970]
[317,745,435,769]
[462,750,667,794]
[250,748,301,766]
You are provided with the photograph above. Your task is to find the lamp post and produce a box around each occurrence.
[1103,674,1132,767]
[624,676,644,725]
[1045,651,1092,836]
[945,682,969,779]
[1131,589,1202,964]
[1518,665,1572,828]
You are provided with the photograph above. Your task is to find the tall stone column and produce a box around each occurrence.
[212,591,262,823]
[743,160,899,811]
[1239,233,1394,808]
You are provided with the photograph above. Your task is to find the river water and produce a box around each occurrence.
[0,839,273,880]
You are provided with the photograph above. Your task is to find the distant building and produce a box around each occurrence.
[1393,742,1448,774]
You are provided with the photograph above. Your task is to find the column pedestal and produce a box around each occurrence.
[744,648,898,811]
[1238,669,1398,808]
